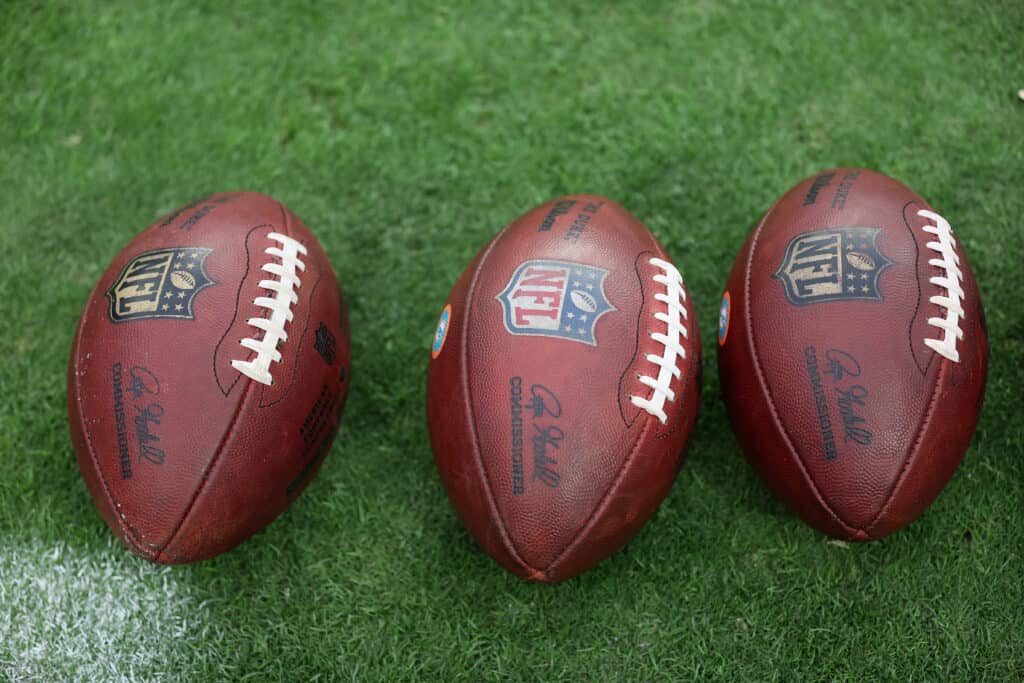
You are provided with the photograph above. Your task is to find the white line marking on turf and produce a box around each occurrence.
[0,538,215,682]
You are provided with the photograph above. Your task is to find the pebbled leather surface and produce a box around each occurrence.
[427,195,701,582]
[68,192,350,563]
[718,168,988,540]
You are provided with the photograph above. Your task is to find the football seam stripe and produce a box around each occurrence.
[156,376,257,561]
[743,190,865,539]
[73,326,152,558]
[548,228,683,573]
[74,292,166,558]
[157,202,297,560]
[865,351,945,535]
[461,218,534,576]
[545,415,652,579]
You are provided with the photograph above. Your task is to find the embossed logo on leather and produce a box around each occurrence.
[774,228,890,306]
[107,247,215,322]
[496,260,614,346]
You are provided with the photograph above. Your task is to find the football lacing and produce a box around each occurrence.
[232,232,308,386]
[918,209,965,363]
[630,257,688,424]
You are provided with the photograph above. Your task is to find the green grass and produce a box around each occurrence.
[1,0,1022,680]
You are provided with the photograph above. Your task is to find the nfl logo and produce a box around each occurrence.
[496,259,615,346]
[774,227,891,306]
[107,247,215,323]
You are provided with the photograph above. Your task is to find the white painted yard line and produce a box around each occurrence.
[0,538,214,682]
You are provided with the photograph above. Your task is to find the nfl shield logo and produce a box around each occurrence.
[774,227,891,306]
[496,259,615,346]
[107,247,215,322]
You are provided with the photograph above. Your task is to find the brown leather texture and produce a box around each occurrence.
[427,195,701,583]
[67,192,350,563]
[718,168,988,541]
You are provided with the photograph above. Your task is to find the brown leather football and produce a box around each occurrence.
[427,195,701,583]
[67,192,350,563]
[717,168,988,541]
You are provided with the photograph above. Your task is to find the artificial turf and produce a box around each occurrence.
[0,1,1021,680]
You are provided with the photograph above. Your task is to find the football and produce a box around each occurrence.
[68,192,350,563]
[717,168,988,541]
[427,195,701,583]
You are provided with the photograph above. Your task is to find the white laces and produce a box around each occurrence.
[918,210,965,363]
[630,258,688,424]
[232,232,308,385]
